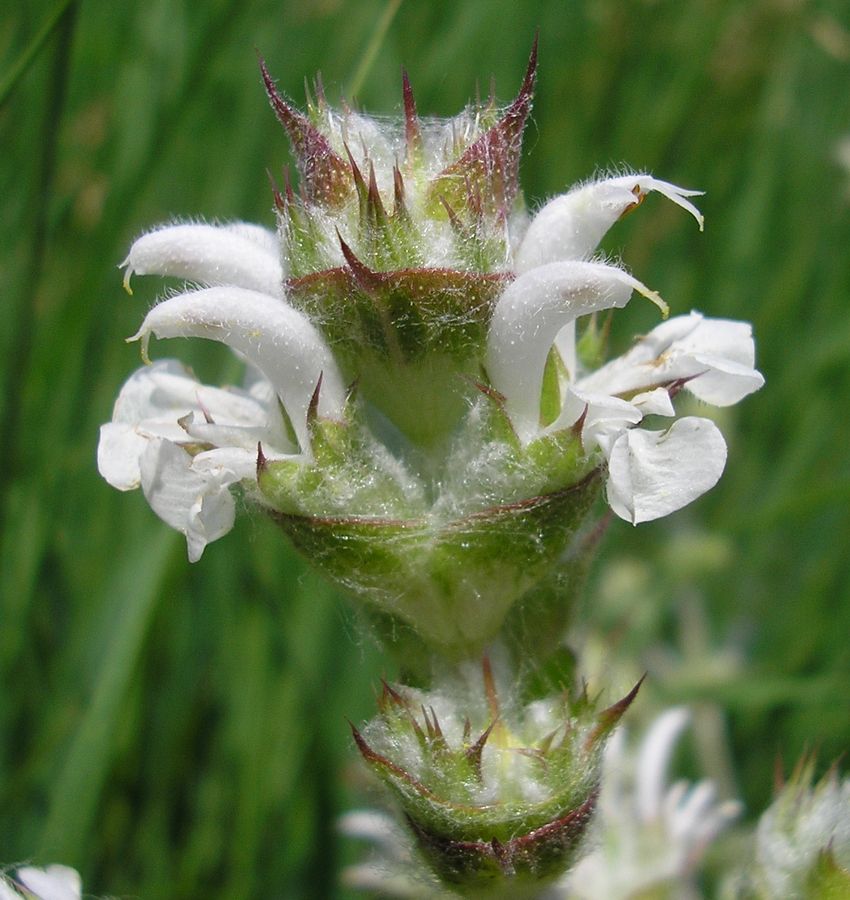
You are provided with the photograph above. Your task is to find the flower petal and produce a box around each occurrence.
[606,417,727,524]
[548,388,642,456]
[677,317,765,405]
[580,312,764,405]
[486,261,664,442]
[108,358,200,430]
[181,419,273,453]
[632,387,676,417]
[191,446,264,482]
[515,175,703,272]
[553,320,577,380]
[132,286,346,453]
[636,708,691,823]
[222,221,281,258]
[97,422,150,490]
[139,439,237,562]
[668,781,721,842]
[109,360,282,442]
[96,359,294,490]
[97,360,201,490]
[14,866,81,900]
[122,223,283,296]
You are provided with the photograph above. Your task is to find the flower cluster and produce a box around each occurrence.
[97,50,762,656]
[349,660,642,892]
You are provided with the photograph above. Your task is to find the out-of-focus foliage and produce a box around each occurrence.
[1,1,848,897]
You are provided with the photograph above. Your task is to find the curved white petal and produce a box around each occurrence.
[132,287,346,453]
[338,810,408,858]
[553,320,577,380]
[108,358,199,429]
[181,420,274,453]
[487,261,664,443]
[97,360,208,490]
[191,446,269,484]
[515,175,703,272]
[669,781,721,843]
[222,221,281,258]
[122,223,283,296]
[139,439,237,562]
[607,417,727,524]
[580,312,764,405]
[637,707,691,822]
[679,317,765,405]
[14,866,81,900]
[109,359,282,438]
[566,707,740,900]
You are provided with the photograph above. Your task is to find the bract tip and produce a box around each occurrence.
[401,67,421,157]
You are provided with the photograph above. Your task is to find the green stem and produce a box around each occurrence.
[0,0,78,108]
[38,530,177,863]
[346,0,403,98]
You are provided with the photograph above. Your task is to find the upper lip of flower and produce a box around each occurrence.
[128,284,347,458]
[485,258,669,445]
[513,175,704,276]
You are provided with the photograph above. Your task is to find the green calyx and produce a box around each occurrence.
[352,662,642,894]
[257,398,602,659]
[286,264,510,445]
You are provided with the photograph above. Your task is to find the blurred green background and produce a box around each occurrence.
[2,0,849,896]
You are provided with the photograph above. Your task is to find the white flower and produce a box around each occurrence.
[514,175,704,273]
[97,354,300,562]
[752,766,850,899]
[487,176,764,524]
[562,708,742,899]
[121,221,283,295]
[0,866,81,900]
[98,222,348,560]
